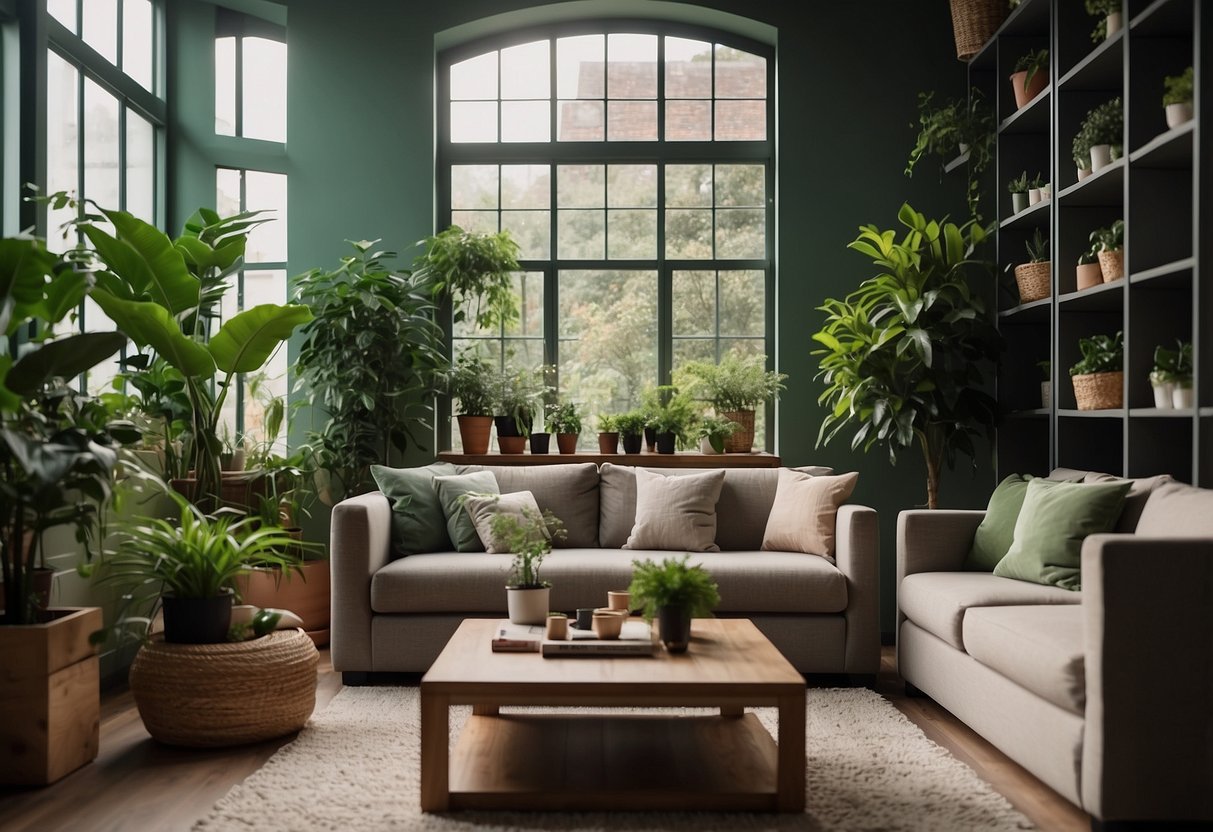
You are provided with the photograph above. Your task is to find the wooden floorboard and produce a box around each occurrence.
[0,645,1089,831]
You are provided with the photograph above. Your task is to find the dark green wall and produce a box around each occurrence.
[170,0,991,634]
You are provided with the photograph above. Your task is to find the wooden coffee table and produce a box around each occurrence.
[420,617,806,813]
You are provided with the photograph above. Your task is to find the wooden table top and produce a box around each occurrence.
[436,450,782,468]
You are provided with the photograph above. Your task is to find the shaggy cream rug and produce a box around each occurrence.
[193,686,1034,831]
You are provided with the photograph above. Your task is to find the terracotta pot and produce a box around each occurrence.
[236,559,331,647]
[556,433,578,454]
[597,432,619,454]
[529,432,551,454]
[1076,262,1104,291]
[1166,102,1193,130]
[721,409,756,453]
[1098,249,1124,282]
[497,435,527,454]
[456,415,492,455]
[1010,68,1047,109]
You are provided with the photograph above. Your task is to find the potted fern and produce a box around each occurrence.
[675,353,786,453]
[490,505,567,625]
[1163,67,1194,130]
[1010,228,1050,303]
[492,365,539,454]
[614,411,648,455]
[627,555,720,653]
[1070,331,1123,411]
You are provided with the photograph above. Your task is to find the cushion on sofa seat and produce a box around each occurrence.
[370,549,847,614]
[459,463,599,548]
[898,572,1081,650]
[962,605,1086,714]
[1129,478,1213,537]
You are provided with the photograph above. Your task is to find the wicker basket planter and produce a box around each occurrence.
[1013,261,1051,303]
[1098,249,1124,282]
[949,0,1005,60]
[129,628,318,748]
[1072,371,1124,411]
[721,409,756,453]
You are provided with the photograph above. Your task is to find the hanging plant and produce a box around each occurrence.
[906,89,996,221]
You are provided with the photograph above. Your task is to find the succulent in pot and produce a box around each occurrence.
[627,555,720,653]
[489,504,567,625]
[1008,228,1051,304]
[1007,171,1030,214]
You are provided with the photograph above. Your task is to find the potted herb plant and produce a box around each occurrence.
[442,352,495,455]
[905,88,996,220]
[490,505,566,625]
[627,555,720,653]
[1010,228,1051,303]
[614,411,648,455]
[1008,171,1030,214]
[696,414,739,455]
[1163,66,1194,129]
[1077,247,1103,291]
[676,353,786,453]
[1086,0,1122,43]
[492,365,539,454]
[596,414,620,454]
[1081,97,1122,172]
[1089,219,1124,282]
[1011,48,1049,109]
[545,401,582,454]
[1070,331,1123,411]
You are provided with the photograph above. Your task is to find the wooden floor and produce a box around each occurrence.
[0,645,1089,832]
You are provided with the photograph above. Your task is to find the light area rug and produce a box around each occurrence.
[193,686,1034,832]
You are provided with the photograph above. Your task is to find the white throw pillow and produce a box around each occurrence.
[761,469,859,558]
[461,491,549,555]
[623,468,725,552]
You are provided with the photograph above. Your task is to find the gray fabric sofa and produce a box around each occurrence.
[897,471,1213,824]
[331,462,879,678]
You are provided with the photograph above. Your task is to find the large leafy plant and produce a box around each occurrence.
[905,89,996,220]
[627,555,720,621]
[813,204,1001,509]
[294,240,445,503]
[411,225,520,330]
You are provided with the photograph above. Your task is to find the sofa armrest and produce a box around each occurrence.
[1080,534,1213,821]
[835,504,879,674]
[329,491,392,673]
[896,509,984,584]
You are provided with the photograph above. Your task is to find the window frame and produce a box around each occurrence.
[437,20,776,451]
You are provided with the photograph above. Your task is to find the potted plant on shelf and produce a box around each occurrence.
[1039,360,1052,409]
[1070,331,1124,411]
[675,353,786,453]
[905,88,996,220]
[1081,97,1123,172]
[1086,0,1122,43]
[646,386,698,454]
[1163,66,1194,130]
[490,505,566,625]
[1028,172,1046,206]
[595,414,620,454]
[545,401,582,455]
[1008,171,1030,214]
[1073,133,1093,182]
[1010,47,1049,110]
[1010,228,1051,304]
[492,365,539,454]
[946,0,1006,61]
[1089,219,1125,283]
[614,411,648,455]
[1152,340,1194,409]
[1077,246,1104,291]
[696,414,739,455]
[627,555,720,653]
[442,352,495,455]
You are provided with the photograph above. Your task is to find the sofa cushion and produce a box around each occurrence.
[1126,478,1213,537]
[963,605,1086,714]
[993,478,1132,591]
[898,572,1081,650]
[965,474,1034,572]
[462,490,549,554]
[371,549,847,614]
[459,463,599,548]
[371,462,457,557]
[761,470,858,559]
[433,471,499,552]
[1082,472,1172,533]
[624,468,725,552]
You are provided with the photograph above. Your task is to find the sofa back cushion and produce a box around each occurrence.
[623,468,725,552]
[458,463,600,548]
[1134,479,1213,536]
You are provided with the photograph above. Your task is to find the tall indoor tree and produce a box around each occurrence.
[812,203,1001,509]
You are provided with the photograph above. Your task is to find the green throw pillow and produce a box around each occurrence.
[371,462,457,557]
[992,478,1132,591]
[433,471,500,552]
[966,474,1038,571]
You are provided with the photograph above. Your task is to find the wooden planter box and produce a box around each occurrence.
[0,607,102,785]
[236,560,331,647]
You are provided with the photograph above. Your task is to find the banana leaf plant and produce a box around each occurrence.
[1,234,138,625]
[64,198,313,513]
[812,204,1001,509]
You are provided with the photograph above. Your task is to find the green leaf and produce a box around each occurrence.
[91,290,216,377]
[811,331,842,352]
[5,331,128,395]
[100,209,200,313]
[208,303,314,374]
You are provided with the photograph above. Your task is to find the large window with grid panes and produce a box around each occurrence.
[439,23,774,449]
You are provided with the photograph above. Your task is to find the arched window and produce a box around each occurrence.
[439,22,774,447]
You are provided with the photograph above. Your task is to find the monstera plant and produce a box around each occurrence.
[812,204,1001,509]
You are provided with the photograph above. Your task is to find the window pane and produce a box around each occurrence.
[672,270,716,336]
[501,165,549,209]
[83,0,118,65]
[450,51,497,100]
[607,100,656,141]
[123,0,154,91]
[557,35,603,99]
[719,270,765,335]
[607,164,656,208]
[715,208,765,258]
[506,272,544,337]
[607,210,655,259]
[714,45,766,99]
[501,41,549,99]
[84,78,120,209]
[665,100,710,141]
[715,100,766,141]
[607,34,656,99]
[83,298,120,395]
[557,100,603,141]
[673,338,715,366]
[557,164,603,208]
[215,37,236,135]
[245,171,287,262]
[715,164,765,207]
[557,210,604,259]
[46,51,78,244]
[48,0,76,32]
[450,210,498,235]
[501,210,550,259]
[501,100,549,142]
[665,209,712,259]
[452,165,499,209]
[243,37,287,142]
[665,37,711,98]
[665,164,712,207]
[216,167,241,216]
[451,101,497,142]
[125,109,155,220]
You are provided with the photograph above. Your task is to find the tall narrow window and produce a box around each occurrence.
[215,12,287,142]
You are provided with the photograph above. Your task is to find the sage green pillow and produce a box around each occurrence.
[433,471,500,552]
[966,474,1036,571]
[371,462,457,557]
[993,479,1132,591]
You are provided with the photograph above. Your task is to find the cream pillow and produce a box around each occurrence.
[461,491,549,555]
[761,469,859,558]
[623,468,725,552]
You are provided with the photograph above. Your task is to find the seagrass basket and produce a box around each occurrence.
[1072,371,1123,411]
[722,409,755,453]
[1014,261,1051,303]
[949,0,1006,60]
[1098,249,1124,282]
[129,628,318,747]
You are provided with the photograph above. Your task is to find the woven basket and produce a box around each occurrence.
[129,629,318,747]
[1072,371,1123,411]
[1098,249,1124,282]
[949,0,1006,60]
[1014,261,1051,303]
[721,409,756,453]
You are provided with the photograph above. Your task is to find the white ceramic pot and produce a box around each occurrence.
[1011,192,1029,213]
[1040,183,1051,200]
[1152,382,1175,409]
[1090,144,1113,172]
[1028,188,1042,205]
[699,436,719,455]
[507,586,550,625]
[1041,381,1051,410]
[1173,385,1195,410]
[1105,12,1122,39]
[1166,102,1194,130]
[1078,166,1092,181]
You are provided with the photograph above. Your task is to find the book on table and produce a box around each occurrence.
[490,619,657,656]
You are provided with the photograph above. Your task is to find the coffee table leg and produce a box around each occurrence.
[777,691,806,812]
[719,705,743,717]
[420,690,449,811]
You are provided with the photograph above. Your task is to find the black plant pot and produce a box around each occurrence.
[655,432,676,454]
[493,415,525,438]
[643,426,657,452]
[621,433,643,454]
[162,591,234,644]
[658,605,692,653]
[529,432,551,454]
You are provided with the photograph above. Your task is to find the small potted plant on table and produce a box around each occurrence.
[1070,331,1123,411]
[627,555,720,653]
[545,401,583,454]
[491,505,567,625]
[445,353,495,454]
[1163,67,1194,130]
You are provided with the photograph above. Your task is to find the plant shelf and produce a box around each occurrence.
[999,198,1050,230]
[1057,30,1123,91]
[999,88,1051,134]
[1129,257,1194,288]
[1129,121,1194,168]
[998,297,1051,322]
[1128,407,1196,418]
[1057,408,1126,418]
[943,150,971,174]
[1003,408,1049,419]
[1058,281,1124,311]
[1057,159,1124,206]
[1131,0,1192,36]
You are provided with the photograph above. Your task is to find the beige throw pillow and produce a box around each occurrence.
[461,491,549,555]
[761,469,859,558]
[623,468,725,552]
